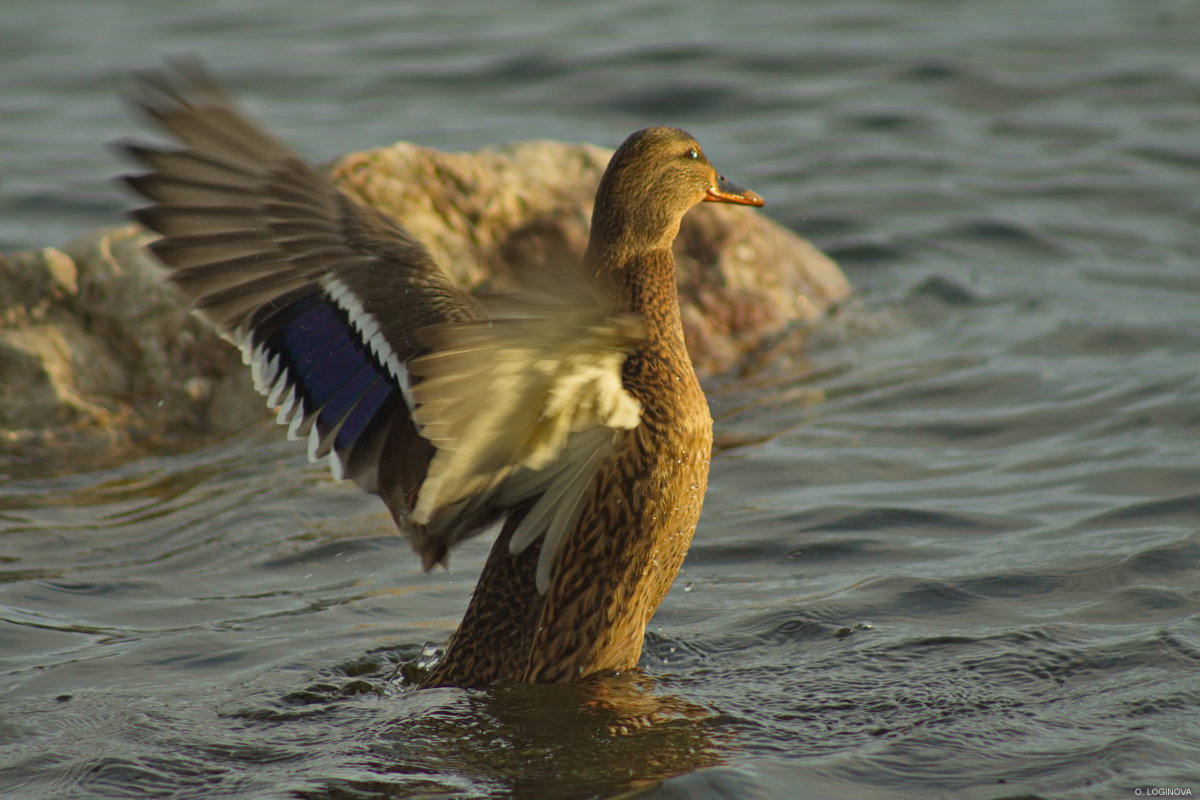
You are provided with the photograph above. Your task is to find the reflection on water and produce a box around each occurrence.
[336,675,727,799]
[3,0,1200,797]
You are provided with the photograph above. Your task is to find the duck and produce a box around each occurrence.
[118,61,764,688]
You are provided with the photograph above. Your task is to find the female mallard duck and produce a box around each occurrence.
[120,63,764,688]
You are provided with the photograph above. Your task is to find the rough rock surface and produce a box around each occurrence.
[0,139,849,467]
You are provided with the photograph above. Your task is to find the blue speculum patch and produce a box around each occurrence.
[260,291,396,453]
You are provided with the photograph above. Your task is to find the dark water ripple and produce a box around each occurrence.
[4,0,1200,798]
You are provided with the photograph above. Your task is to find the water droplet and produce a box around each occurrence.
[417,642,441,669]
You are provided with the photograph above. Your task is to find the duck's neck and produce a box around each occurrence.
[587,245,689,350]
[586,182,683,266]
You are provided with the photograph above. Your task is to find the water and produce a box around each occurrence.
[2,1,1199,797]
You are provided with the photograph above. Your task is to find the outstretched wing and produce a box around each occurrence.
[118,60,482,567]
[117,60,642,589]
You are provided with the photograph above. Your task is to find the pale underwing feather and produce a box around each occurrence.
[410,306,642,524]
[504,427,620,592]
[407,272,644,590]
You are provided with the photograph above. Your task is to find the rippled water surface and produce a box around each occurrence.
[2,1,1199,798]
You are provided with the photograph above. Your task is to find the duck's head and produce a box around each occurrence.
[590,126,764,254]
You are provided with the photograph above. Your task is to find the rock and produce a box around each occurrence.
[330,140,849,374]
[0,226,261,468]
[0,140,849,467]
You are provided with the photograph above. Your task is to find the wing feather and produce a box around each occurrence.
[408,269,645,581]
[118,60,482,568]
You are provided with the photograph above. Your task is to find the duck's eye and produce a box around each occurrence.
[686,147,699,160]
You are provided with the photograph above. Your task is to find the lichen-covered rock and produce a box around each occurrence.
[0,139,849,466]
